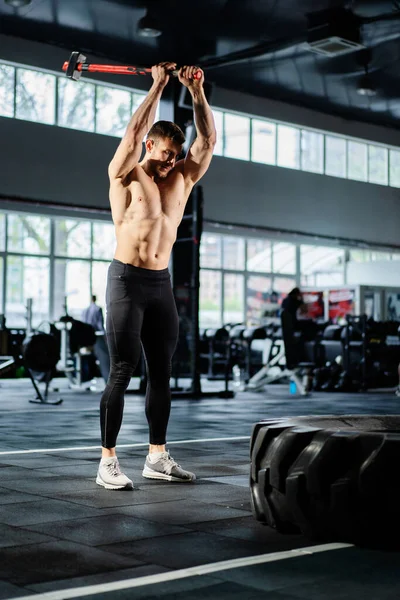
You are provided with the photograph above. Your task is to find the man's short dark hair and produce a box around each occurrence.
[147,120,185,146]
[92,295,97,303]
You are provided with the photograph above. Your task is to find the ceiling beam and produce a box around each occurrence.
[198,35,304,71]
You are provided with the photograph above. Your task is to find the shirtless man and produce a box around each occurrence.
[96,62,216,490]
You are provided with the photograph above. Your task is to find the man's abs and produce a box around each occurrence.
[114,215,177,269]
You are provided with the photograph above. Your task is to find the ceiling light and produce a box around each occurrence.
[4,0,32,7]
[357,74,377,96]
[357,61,377,96]
[137,11,162,38]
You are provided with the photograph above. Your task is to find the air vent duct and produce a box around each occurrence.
[305,8,365,56]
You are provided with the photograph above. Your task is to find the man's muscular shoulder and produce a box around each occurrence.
[171,160,193,192]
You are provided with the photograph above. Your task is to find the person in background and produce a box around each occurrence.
[81,295,110,384]
[281,287,307,325]
[280,288,308,370]
[81,295,104,333]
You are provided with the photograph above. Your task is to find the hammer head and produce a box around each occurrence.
[66,51,87,81]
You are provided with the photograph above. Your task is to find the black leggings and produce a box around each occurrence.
[100,259,179,448]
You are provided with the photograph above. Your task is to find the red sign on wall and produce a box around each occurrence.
[303,291,325,319]
[328,289,355,321]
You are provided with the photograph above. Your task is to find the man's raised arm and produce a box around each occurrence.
[108,62,176,182]
[179,66,217,185]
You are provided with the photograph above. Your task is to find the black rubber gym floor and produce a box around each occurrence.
[0,378,399,599]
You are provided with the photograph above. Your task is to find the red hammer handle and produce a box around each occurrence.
[62,62,151,75]
[87,65,152,75]
[62,62,202,79]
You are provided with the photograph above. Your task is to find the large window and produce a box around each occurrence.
[223,236,245,270]
[0,212,115,326]
[251,119,276,165]
[54,219,91,258]
[247,239,272,272]
[1,212,398,331]
[224,113,250,161]
[199,231,363,328]
[2,58,400,190]
[6,256,50,328]
[212,109,224,156]
[277,125,300,169]
[300,245,345,287]
[58,79,95,132]
[368,145,388,185]
[273,276,295,295]
[0,214,5,251]
[54,259,91,319]
[200,234,222,268]
[200,235,296,328]
[349,250,396,262]
[93,223,116,260]
[347,140,368,182]
[200,269,222,328]
[7,215,50,255]
[201,234,274,328]
[16,68,55,125]
[273,243,296,274]
[0,258,3,311]
[246,275,271,322]
[92,261,110,310]
[210,101,398,189]
[389,150,400,188]
[301,130,324,173]
[0,64,14,118]
[223,273,244,324]
[0,60,148,138]
[325,135,346,178]
[96,85,131,137]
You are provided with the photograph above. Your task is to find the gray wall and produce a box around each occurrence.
[0,117,115,209]
[202,156,400,247]
[1,34,400,247]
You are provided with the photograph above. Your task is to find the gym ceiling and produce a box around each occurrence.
[1,0,400,129]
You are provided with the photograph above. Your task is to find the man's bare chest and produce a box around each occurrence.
[128,179,186,219]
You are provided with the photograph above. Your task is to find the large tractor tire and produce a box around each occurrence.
[250,415,400,548]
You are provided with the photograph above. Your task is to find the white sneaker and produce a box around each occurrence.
[96,457,133,490]
[142,452,196,482]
